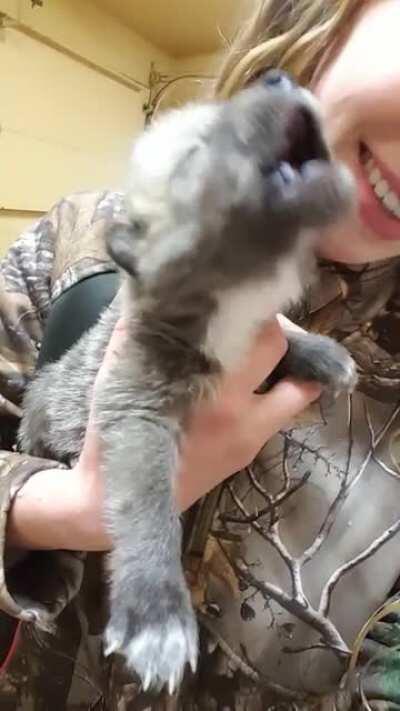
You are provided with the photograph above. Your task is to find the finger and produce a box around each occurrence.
[102,318,129,368]
[94,318,129,389]
[251,377,322,440]
[86,319,129,434]
[227,317,288,395]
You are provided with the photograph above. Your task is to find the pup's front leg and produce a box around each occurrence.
[100,412,198,693]
[258,318,358,401]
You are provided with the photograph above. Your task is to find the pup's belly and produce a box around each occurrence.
[204,257,303,371]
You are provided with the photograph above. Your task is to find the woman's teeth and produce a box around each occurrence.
[363,154,400,220]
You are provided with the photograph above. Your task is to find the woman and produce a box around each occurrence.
[1,0,400,708]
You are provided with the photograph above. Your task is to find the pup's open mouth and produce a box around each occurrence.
[268,106,331,187]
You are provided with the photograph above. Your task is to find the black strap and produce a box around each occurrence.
[37,271,119,369]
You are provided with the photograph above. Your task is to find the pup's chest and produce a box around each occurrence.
[204,258,304,371]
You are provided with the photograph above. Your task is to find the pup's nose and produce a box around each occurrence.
[262,69,294,90]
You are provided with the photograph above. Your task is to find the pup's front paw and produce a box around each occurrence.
[293,332,357,398]
[270,331,358,401]
[104,584,198,694]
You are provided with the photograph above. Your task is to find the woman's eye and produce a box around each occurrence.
[246,66,275,87]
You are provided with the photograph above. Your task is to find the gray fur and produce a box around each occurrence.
[19,72,357,692]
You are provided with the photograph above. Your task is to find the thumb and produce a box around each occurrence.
[93,317,129,393]
[85,318,129,440]
[251,378,322,439]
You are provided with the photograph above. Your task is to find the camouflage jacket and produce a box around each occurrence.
[1,191,400,710]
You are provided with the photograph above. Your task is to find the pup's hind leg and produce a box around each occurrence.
[101,413,198,693]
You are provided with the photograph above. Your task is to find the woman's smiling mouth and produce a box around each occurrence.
[357,141,400,241]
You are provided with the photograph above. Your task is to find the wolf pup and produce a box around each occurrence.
[19,70,357,693]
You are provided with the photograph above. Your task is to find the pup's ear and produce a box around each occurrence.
[106,223,137,276]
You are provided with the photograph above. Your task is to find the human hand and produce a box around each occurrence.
[7,317,321,551]
[177,316,321,509]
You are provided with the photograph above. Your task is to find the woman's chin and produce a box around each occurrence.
[316,221,400,265]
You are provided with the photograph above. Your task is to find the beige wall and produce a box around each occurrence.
[158,52,223,110]
[0,0,172,252]
[174,51,223,76]
[0,1,224,255]
[0,215,40,254]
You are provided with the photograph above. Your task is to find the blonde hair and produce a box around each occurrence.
[215,0,361,98]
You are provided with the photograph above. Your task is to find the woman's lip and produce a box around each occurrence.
[354,144,400,242]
